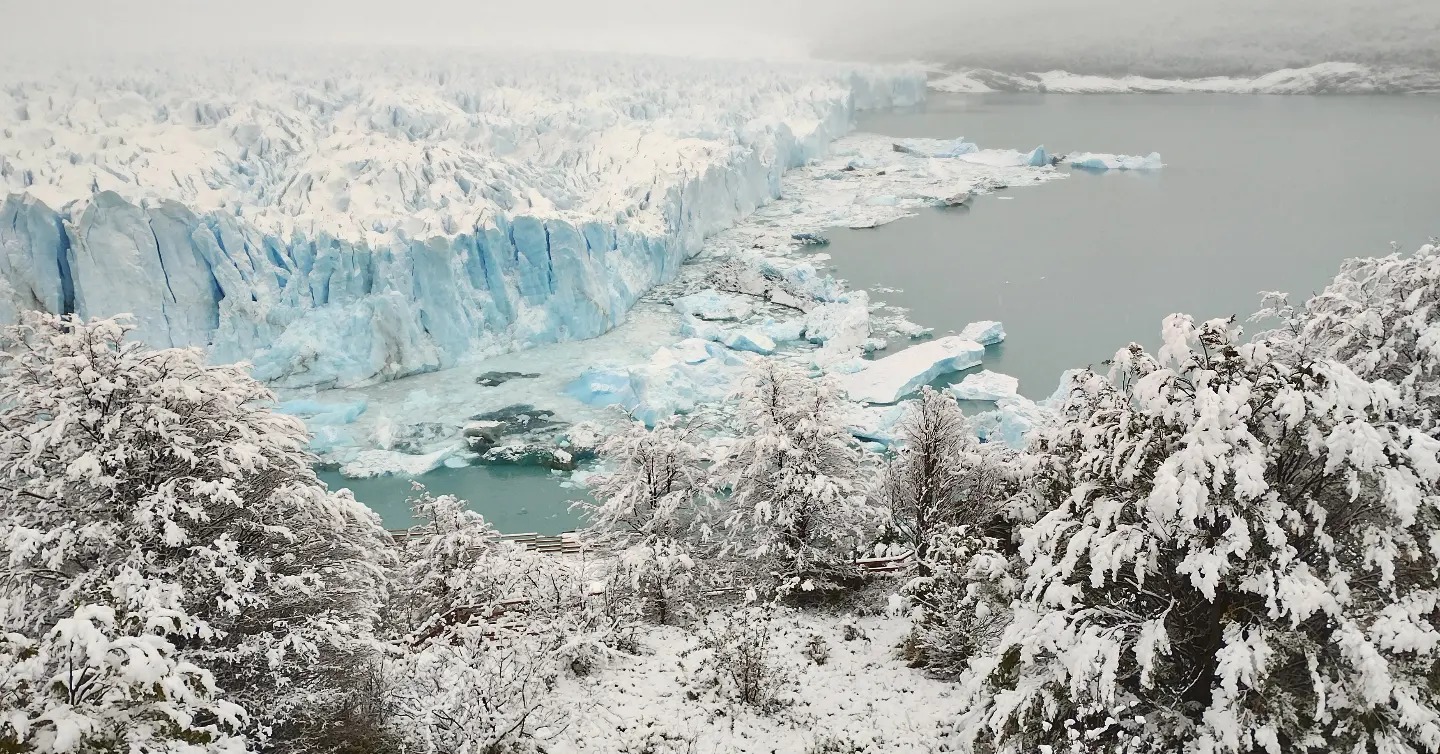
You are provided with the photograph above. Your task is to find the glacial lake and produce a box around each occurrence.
[326,92,1440,532]
[836,92,1440,398]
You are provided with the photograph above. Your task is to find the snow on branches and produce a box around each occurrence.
[713,361,876,592]
[954,314,1440,754]
[0,313,392,752]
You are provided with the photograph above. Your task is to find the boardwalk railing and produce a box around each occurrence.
[388,529,587,555]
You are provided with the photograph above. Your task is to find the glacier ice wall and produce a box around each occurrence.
[0,53,924,387]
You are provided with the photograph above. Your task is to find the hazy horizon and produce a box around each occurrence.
[2,0,1437,75]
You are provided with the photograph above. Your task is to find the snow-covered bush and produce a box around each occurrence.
[393,487,531,639]
[614,722,699,754]
[714,361,876,591]
[902,525,1019,676]
[955,314,1440,754]
[581,416,711,624]
[388,623,564,754]
[803,632,831,666]
[0,313,392,752]
[1257,241,1440,435]
[694,601,792,713]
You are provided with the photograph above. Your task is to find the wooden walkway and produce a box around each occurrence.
[389,529,587,555]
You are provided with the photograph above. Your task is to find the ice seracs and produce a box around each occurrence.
[951,370,1019,401]
[836,336,985,404]
[0,52,925,387]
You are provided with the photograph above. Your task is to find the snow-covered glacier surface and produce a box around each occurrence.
[0,52,924,388]
[930,62,1440,94]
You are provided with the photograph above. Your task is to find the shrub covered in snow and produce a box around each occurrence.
[693,602,793,713]
[0,313,392,752]
[953,313,1440,754]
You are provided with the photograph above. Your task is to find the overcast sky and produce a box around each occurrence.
[4,0,1437,73]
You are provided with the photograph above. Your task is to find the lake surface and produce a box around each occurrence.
[327,92,1439,531]
[318,465,589,533]
[835,93,1440,397]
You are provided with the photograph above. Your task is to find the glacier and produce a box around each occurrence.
[0,52,924,388]
[929,62,1440,95]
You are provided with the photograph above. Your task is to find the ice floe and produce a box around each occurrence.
[951,370,1020,401]
[957,320,1007,346]
[836,336,985,405]
[1067,152,1165,171]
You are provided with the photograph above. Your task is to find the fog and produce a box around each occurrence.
[3,0,1437,74]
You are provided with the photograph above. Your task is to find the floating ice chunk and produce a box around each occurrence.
[958,320,1006,346]
[670,337,719,364]
[679,314,725,342]
[951,370,1019,401]
[722,329,776,355]
[1067,152,1164,171]
[844,403,908,446]
[974,396,1053,449]
[837,336,985,404]
[673,289,754,321]
[892,138,980,158]
[956,145,1050,168]
[804,296,872,353]
[759,317,806,343]
[1043,368,1090,408]
[278,397,369,425]
[340,445,459,478]
[566,344,744,426]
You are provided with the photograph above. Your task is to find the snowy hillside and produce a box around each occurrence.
[0,52,924,387]
[929,62,1440,94]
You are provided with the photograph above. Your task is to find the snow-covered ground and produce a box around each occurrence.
[0,52,923,387]
[929,61,1440,94]
[551,611,959,753]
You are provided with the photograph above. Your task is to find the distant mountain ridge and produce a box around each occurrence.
[929,62,1440,94]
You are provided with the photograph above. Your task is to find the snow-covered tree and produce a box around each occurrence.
[392,487,532,638]
[0,313,392,752]
[579,416,710,623]
[713,361,874,591]
[1257,241,1440,434]
[879,387,1023,565]
[955,314,1440,754]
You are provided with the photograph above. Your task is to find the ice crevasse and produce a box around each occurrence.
[0,52,925,388]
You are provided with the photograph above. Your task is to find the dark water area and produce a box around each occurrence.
[826,92,1440,397]
[318,465,589,534]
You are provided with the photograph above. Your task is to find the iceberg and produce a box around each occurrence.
[955,146,1050,168]
[759,317,806,343]
[951,370,1019,401]
[973,396,1052,450]
[958,320,1006,346]
[836,336,985,404]
[892,138,980,158]
[1067,152,1164,171]
[673,289,754,321]
[566,341,746,426]
[0,52,926,387]
[804,296,872,353]
[721,329,776,355]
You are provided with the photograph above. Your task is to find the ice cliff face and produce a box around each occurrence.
[0,52,924,387]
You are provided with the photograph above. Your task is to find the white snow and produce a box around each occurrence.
[837,336,985,405]
[0,52,924,387]
[951,370,1020,401]
[930,62,1440,95]
[1067,152,1165,171]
